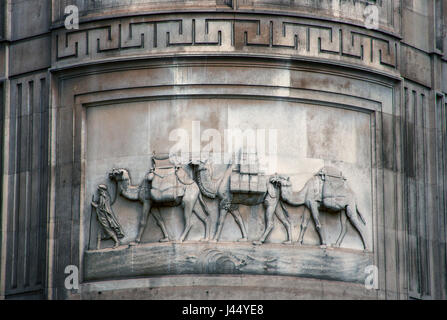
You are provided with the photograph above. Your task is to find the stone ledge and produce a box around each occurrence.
[84,241,372,284]
[79,274,379,299]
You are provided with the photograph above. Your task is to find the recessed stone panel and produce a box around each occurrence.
[84,97,373,277]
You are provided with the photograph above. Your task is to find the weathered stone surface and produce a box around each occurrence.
[79,274,378,300]
[400,45,432,88]
[1,0,446,301]
[84,242,372,284]
[9,36,51,76]
[52,13,399,76]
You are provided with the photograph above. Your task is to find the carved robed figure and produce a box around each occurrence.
[91,184,125,249]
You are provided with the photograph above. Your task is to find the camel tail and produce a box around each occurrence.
[356,205,367,225]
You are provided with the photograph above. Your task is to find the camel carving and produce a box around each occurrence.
[108,157,212,244]
[106,157,368,250]
[193,160,292,244]
[275,166,369,250]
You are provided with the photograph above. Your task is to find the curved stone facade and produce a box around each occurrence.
[1,0,447,300]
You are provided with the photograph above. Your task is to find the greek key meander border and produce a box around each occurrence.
[53,13,399,75]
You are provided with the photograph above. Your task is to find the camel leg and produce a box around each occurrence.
[192,205,210,241]
[132,200,151,245]
[213,207,228,242]
[152,208,170,242]
[180,186,204,242]
[298,210,310,245]
[230,208,248,242]
[308,201,327,247]
[196,194,211,241]
[254,202,277,245]
[346,203,369,251]
[276,204,292,244]
[179,193,197,242]
[179,201,193,242]
[334,210,348,247]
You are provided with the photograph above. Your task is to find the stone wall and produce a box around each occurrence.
[1,0,446,300]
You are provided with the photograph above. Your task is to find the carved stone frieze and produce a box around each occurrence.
[98,153,369,251]
[53,13,398,75]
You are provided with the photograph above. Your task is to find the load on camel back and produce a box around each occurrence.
[230,151,268,203]
[146,153,192,204]
[319,166,351,211]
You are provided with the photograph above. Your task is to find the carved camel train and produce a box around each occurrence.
[108,161,213,244]
[193,161,368,250]
[109,160,368,250]
[108,160,292,244]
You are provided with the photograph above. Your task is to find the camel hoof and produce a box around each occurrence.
[282,240,292,245]
[331,243,341,248]
[238,237,248,242]
[159,238,170,242]
[320,244,327,249]
[129,241,139,246]
[199,238,209,242]
[252,240,263,246]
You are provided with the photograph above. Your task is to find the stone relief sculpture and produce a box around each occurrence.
[275,166,369,250]
[192,155,292,244]
[91,184,125,249]
[196,249,248,274]
[108,153,212,244]
[253,174,294,245]
[99,153,369,251]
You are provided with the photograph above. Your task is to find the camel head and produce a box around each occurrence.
[269,174,298,204]
[108,168,130,182]
[192,158,209,172]
[269,174,292,188]
[187,157,213,177]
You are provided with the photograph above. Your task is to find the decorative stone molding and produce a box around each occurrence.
[53,13,399,75]
[52,0,401,35]
[84,242,373,283]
